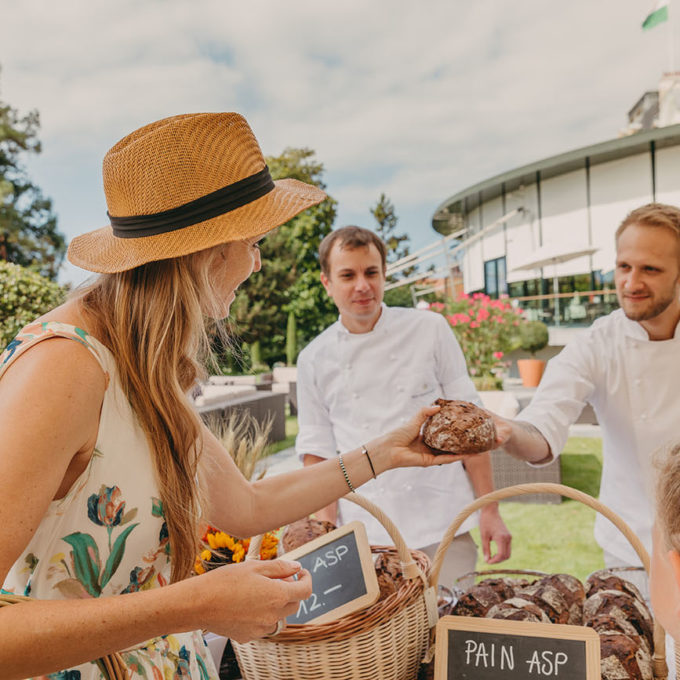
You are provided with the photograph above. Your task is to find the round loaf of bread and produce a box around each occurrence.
[281,517,336,553]
[422,399,496,454]
[515,583,570,624]
[374,552,404,601]
[583,590,654,651]
[476,577,523,602]
[376,570,398,600]
[585,570,646,604]
[586,615,651,655]
[537,574,585,624]
[451,584,504,617]
[485,597,552,624]
[599,633,653,680]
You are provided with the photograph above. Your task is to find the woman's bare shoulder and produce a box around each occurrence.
[0,326,107,401]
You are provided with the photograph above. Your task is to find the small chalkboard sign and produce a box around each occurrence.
[280,520,379,625]
[434,616,601,680]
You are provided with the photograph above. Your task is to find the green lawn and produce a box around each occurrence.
[469,437,605,582]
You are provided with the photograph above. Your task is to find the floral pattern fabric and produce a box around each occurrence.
[1,323,218,680]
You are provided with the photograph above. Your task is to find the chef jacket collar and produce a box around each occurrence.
[619,308,680,341]
[337,303,388,336]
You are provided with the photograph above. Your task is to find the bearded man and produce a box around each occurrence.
[493,203,680,580]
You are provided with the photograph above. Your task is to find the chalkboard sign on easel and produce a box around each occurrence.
[280,520,379,625]
[434,616,601,680]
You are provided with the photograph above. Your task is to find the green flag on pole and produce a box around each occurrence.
[643,0,669,30]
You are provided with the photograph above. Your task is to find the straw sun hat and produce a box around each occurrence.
[67,112,327,273]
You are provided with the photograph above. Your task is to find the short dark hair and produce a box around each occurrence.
[616,203,680,242]
[319,226,387,277]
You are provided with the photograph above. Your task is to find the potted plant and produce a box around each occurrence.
[517,320,549,387]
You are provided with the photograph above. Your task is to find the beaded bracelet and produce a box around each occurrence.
[338,454,356,492]
[361,445,377,478]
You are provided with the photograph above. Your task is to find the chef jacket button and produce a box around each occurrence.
[406,484,413,491]
[640,413,647,421]
[345,364,351,370]
[389,354,397,360]
[397,385,405,392]
[399,417,407,423]
[352,393,359,399]
[634,378,641,386]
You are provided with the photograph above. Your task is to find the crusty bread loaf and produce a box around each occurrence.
[374,552,405,601]
[485,597,552,623]
[515,583,570,624]
[599,633,653,680]
[583,590,654,651]
[476,577,526,602]
[280,517,336,553]
[451,584,504,617]
[537,573,585,625]
[585,570,646,604]
[422,399,496,454]
[586,615,651,655]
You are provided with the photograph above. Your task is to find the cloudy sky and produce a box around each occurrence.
[0,0,673,285]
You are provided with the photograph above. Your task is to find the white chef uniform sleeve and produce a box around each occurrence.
[295,349,338,462]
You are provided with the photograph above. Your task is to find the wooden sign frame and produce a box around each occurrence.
[280,520,380,625]
[434,616,601,680]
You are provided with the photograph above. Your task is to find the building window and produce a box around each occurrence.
[484,256,507,298]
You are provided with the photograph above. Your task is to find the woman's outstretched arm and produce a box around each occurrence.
[199,403,470,538]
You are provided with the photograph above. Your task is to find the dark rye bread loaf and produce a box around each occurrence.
[476,577,527,601]
[599,633,653,680]
[586,615,651,655]
[374,552,405,601]
[536,573,585,625]
[280,517,336,553]
[583,590,654,652]
[422,399,496,454]
[585,570,646,605]
[515,583,570,624]
[451,584,504,617]
[485,597,552,624]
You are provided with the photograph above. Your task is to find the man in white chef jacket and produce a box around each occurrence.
[296,225,512,588]
[495,202,680,581]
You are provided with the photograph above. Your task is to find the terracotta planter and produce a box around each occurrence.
[517,358,546,388]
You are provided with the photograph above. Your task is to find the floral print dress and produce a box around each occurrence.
[1,322,218,680]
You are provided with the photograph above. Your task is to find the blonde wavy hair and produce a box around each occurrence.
[77,246,227,582]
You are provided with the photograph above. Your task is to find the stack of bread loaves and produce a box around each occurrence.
[450,570,654,680]
[584,570,654,680]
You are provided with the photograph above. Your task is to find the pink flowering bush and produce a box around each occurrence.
[429,293,524,389]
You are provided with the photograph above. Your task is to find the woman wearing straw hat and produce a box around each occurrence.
[0,113,463,679]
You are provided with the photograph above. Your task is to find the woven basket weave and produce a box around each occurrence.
[425,482,669,680]
[232,492,438,680]
[0,592,128,679]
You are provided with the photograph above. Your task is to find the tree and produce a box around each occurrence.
[228,148,337,369]
[0,261,66,348]
[370,193,415,307]
[0,78,65,280]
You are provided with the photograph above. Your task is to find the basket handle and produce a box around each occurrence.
[247,492,426,581]
[427,482,667,679]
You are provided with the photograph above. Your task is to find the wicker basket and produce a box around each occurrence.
[0,592,128,679]
[424,482,669,679]
[232,492,438,680]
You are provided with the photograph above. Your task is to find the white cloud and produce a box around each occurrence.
[0,0,672,285]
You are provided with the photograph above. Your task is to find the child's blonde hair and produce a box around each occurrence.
[655,442,680,551]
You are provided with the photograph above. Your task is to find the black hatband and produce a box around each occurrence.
[109,166,275,238]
